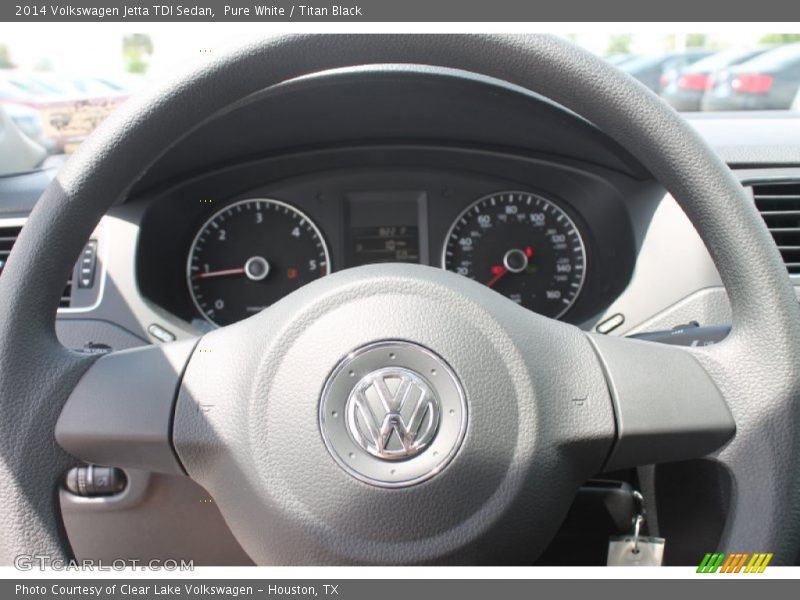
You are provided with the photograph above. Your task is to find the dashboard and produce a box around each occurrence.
[135,148,636,332]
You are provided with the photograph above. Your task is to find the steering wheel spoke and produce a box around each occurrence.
[55,339,198,475]
[588,334,735,471]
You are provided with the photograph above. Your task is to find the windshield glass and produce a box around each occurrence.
[682,48,769,73]
[730,42,800,70]
[0,29,799,177]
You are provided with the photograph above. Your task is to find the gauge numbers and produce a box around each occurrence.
[442,191,586,319]
[187,198,330,327]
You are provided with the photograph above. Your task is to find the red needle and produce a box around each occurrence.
[486,265,508,288]
[192,267,246,280]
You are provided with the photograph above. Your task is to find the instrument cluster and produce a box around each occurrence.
[135,157,636,331]
[186,190,588,327]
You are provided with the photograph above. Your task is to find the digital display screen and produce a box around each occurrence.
[351,225,420,266]
[346,190,426,267]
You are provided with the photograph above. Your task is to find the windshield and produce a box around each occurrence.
[0,30,799,177]
[729,42,800,70]
[682,48,770,73]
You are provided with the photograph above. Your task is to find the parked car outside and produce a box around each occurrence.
[0,99,43,142]
[0,105,46,176]
[702,43,800,111]
[660,47,775,111]
[620,50,714,92]
[0,72,129,151]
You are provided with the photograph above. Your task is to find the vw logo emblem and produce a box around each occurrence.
[319,340,467,487]
[346,367,440,460]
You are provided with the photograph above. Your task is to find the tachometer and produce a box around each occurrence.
[187,198,330,327]
[442,191,586,319]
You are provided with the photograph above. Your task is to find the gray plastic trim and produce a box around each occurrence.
[71,212,200,342]
[55,338,198,475]
[582,190,722,335]
[586,168,800,336]
[588,333,735,471]
[60,470,254,566]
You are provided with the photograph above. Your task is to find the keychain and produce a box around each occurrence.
[607,490,666,566]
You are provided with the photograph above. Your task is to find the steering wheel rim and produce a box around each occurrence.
[1,34,799,565]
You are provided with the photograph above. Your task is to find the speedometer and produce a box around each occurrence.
[442,191,586,319]
[187,198,330,327]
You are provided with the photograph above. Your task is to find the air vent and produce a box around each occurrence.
[0,224,73,308]
[61,277,73,308]
[0,225,22,278]
[753,181,800,275]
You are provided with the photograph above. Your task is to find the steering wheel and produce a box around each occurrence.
[2,34,799,566]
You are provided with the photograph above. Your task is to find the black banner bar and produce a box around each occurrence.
[2,0,800,22]
[6,579,800,600]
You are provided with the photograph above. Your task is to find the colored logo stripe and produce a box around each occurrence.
[745,553,773,573]
[720,553,750,573]
[697,552,773,573]
[697,553,725,573]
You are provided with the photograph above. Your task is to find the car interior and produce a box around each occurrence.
[1,34,799,567]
